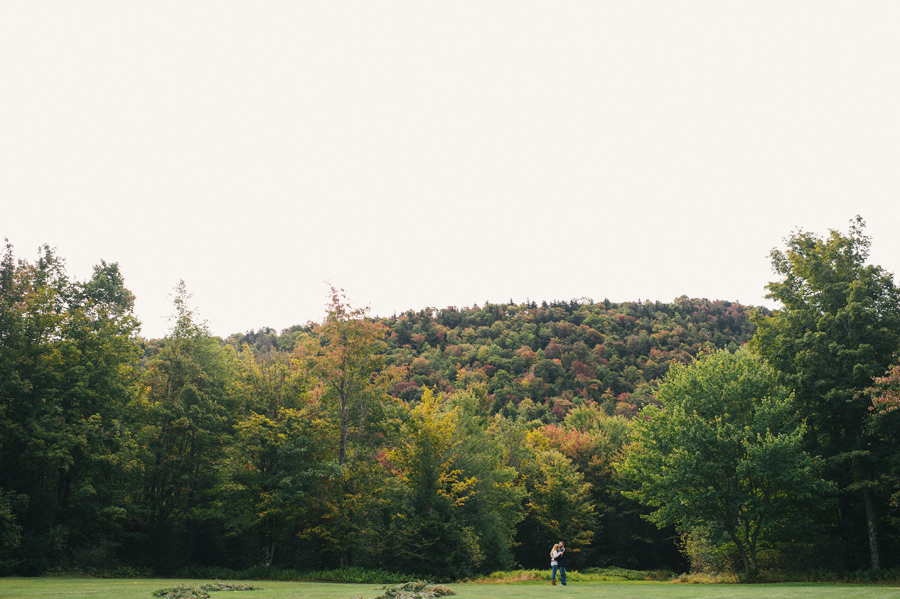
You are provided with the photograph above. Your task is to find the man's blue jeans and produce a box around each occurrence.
[552,565,566,585]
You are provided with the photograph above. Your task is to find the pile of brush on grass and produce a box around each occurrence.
[152,582,259,599]
[351,580,456,599]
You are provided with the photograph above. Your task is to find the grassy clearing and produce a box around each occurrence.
[456,582,900,598]
[2,577,900,599]
[0,578,378,599]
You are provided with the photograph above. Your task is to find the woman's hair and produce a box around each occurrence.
[551,543,560,552]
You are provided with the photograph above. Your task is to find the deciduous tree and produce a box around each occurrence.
[752,217,900,569]
[292,287,403,566]
[129,281,233,571]
[514,428,596,569]
[866,357,900,513]
[618,349,832,574]
[294,287,401,468]
[219,347,329,568]
[0,243,141,573]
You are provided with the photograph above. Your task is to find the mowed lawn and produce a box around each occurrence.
[1,577,900,599]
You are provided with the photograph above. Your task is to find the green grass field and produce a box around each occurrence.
[2,577,900,599]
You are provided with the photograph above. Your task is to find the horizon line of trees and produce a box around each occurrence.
[2,216,900,578]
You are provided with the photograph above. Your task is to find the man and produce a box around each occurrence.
[556,541,567,586]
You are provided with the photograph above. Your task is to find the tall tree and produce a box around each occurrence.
[294,287,400,468]
[865,357,900,522]
[618,349,833,574]
[376,387,524,578]
[129,281,233,571]
[444,388,525,574]
[0,243,140,573]
[752,217,900,570]
[292,287,402,566]
[382,388,480,578]
[219,346,329,568]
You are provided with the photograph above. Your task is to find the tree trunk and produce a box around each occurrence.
[748,521,760,573]
[863,488,880,570]
[726,528,752,574]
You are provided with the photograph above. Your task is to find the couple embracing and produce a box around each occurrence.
[550,541,567,586]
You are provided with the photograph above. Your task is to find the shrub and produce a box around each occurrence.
[352,580,456,599]
[152,583,259,599]
[672,572,739,584]
[470,567,674,583]
[296,567,408,584]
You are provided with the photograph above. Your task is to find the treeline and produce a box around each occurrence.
[2,217,900,580]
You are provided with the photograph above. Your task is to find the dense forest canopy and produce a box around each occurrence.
[231,294,761,420]
[2,218,900,579]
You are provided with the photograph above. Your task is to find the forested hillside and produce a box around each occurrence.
[3,218,900,580]
[231,296,762,420]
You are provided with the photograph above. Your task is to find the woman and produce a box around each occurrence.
[550,543,562,586]
[555,541,567,586]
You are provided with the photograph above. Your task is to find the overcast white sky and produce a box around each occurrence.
[3,2,899,339]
